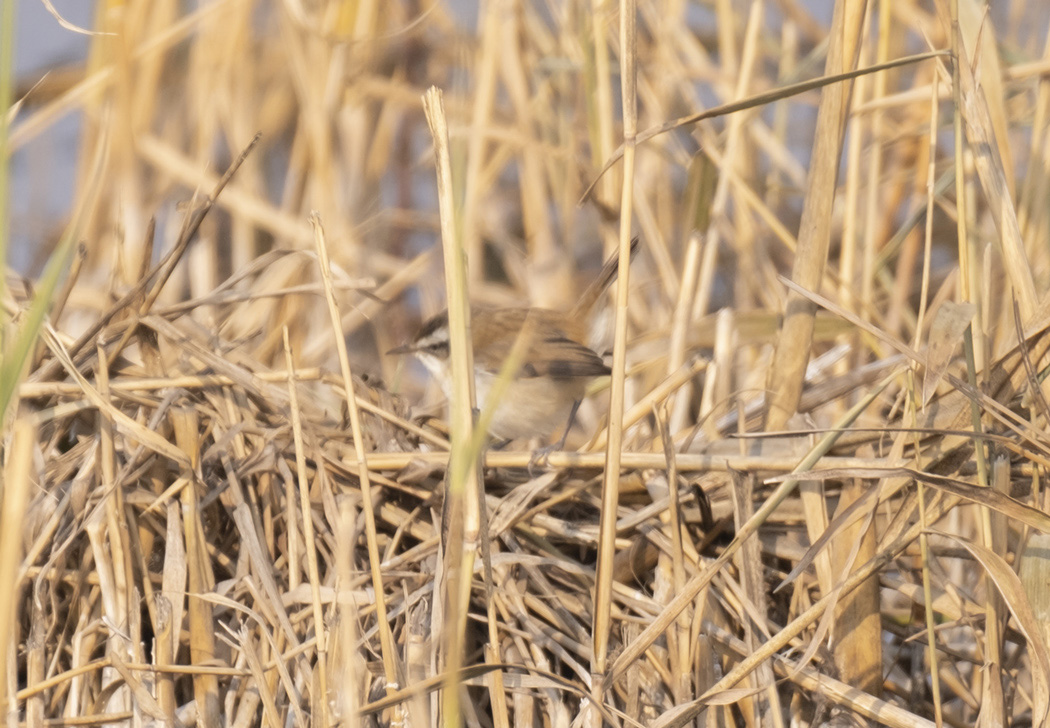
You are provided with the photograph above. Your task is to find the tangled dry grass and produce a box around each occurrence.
[5,1,1050,726]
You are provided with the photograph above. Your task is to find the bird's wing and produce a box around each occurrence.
[526,335,611,379]
[475,309,610,379]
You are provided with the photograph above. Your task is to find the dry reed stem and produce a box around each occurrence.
[591,2,637,718]
[0,419,34,714]
[422,85,486,728]
[281,327,329,726]
[766,0,867,430]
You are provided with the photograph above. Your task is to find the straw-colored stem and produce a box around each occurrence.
[422,85,483,728]
[281,328,330,726]
[311,215,397,707]
[0,419,35,715]
[591,1,637,717]
[766,0,866,429]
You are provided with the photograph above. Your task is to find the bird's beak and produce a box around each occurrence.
[387,343,416,356]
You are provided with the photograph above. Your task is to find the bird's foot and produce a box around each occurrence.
[527,443,559,476]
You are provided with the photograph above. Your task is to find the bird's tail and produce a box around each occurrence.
[570,236,640,320]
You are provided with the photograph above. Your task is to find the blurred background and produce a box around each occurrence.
[11,0,1050,492]
[14,0,1019,438]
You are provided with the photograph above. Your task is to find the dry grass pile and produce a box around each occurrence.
[5,0,1050,726]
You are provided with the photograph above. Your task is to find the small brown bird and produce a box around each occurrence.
[390,238,638,446]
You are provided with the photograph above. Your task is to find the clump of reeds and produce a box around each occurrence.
[4,1,1050,726]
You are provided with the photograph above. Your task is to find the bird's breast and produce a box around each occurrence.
[475,371,585,441]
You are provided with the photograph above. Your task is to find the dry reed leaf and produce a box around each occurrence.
[777,466,1050,534]
[922,300,975,406]
[942,6,1038,318]
[830,475,881,696]
[958,0,1014,193]
[1020,531,1050,667]
[580,51,946,202]
[705,621,937,728]
[946,533,1050,725]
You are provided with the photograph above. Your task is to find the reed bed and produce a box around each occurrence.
[5,0,1050,726]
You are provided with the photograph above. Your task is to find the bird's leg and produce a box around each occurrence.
[528,399,582,475]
